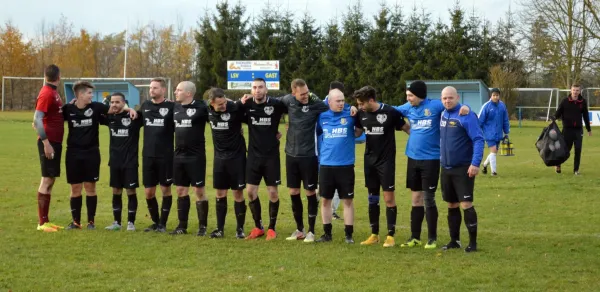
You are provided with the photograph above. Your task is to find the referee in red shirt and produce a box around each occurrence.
[32,64,65,232]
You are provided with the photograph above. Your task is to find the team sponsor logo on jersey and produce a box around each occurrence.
[340,118,347,125]
[264,106,274,116]
[186,108,196,117]
[72,118,93,128]
[302,105,309,113]
[121,118,131,127]
[159,108,169,117]
[424,108,431,116]
[411,119,433,130]
[84,108,93,117]
[220,113,231,121]
[251,116,271,126]
[210,121,229,130]
[175,119,192,128]
[145,118,165,127]
[376,114,387,124]
[323,127,348,139]
[365,126,384,135]
[111,128,129,137]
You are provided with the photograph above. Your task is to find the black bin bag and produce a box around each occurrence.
[535,119,570,166]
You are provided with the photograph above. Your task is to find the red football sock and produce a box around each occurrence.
[37,192,51,224]
[37,192,44,225]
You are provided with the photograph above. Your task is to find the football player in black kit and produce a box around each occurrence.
[104,92,142,232]
[238,78,286,240]
[353,86,409,247]
[170,81,210,235]
[139,78,175,233]
[207,87,248,239]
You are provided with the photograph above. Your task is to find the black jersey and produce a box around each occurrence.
[140,100,175,158]
[239,97,286,157]
[62,102,108,152]
[355,103,406,164]
[174,100,209,159]
[208,101,246,159]
[107,111,142,168]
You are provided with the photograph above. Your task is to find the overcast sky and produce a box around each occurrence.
[1,0,514,39]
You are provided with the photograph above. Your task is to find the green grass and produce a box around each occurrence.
[1,111,599,291]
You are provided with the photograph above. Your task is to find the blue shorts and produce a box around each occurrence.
[486,140,501,148]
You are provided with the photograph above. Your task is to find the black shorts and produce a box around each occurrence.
[66,148,100,184]
[441,166,475,203]
[37,139,62,178]
[246,154,281,186]
[213,154,246,190]
[110,166,139,189]
[143,156,173,187]
[406,158,440,192]
[173,156,206,187]
[319,165,355,200]
[286,155,318,190]
[364,159,396,191]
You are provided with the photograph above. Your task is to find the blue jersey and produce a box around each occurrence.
[317,108,356,166]
[440,103,484,168]
[478,100,510,142]
[394,99,444,160]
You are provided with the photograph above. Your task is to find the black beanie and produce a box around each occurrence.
[408,81,427,99]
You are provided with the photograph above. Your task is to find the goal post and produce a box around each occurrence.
[1,76,172,111]
[514,88,559,126]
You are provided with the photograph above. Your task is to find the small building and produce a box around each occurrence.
[64,81,141,108]
[406,79,491,114]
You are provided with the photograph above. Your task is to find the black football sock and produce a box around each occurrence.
[86,196,97,223]
[463,207,478,246]
[368,195,380,235]
[248,198,263,229]
[386,206,397,236]
[344,225,354,237]
[426,206,439,241]
[112,194,123,225]
[268,200,279,230]
[196,200,208,228]
[70,196,82,224]
[234,200,247,230]
[411,206,425,240]
[448,207,462,242]
[147,197,160,224]
[324,223,333,236]
[216,197,227,231]
[290,195,304,231]
[127,193,138,223]
[159,196,172,227]
[177,196,190,229]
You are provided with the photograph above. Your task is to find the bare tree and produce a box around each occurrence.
[520,0,599,87]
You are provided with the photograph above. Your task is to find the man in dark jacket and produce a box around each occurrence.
[554,84,592,175]
[440,86,484,253]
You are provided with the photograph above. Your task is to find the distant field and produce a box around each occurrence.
[0,111,599,291]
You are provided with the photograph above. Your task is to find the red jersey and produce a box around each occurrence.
[35,84,64,143]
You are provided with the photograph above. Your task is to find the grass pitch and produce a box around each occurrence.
[0,111,599,291]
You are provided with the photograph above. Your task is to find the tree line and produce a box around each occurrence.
[5,0,600,110]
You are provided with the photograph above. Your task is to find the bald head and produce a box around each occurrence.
[441,86,460,110]
[328,89,345,112]
[175,81,196,104]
